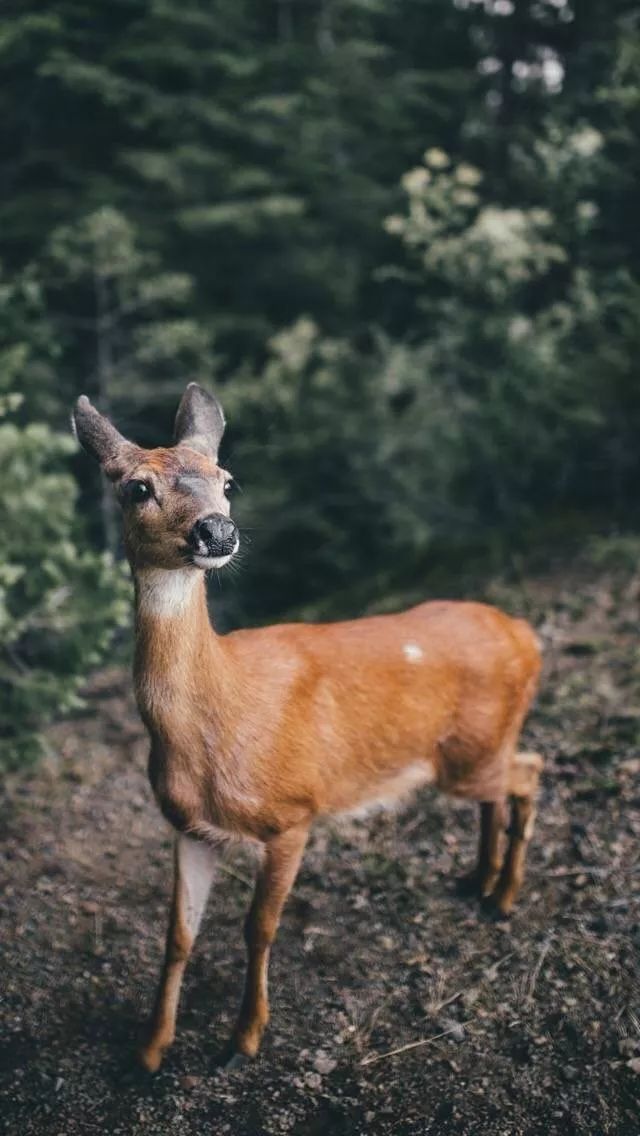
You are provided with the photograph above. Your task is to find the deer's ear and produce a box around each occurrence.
[174,383,225,461]
[72,396,137,478]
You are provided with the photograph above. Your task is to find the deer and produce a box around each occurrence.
[72,383,544,1073]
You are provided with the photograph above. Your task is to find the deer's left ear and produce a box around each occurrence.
[174,383,225,461]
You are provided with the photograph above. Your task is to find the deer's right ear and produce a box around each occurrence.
[72,396,136,478]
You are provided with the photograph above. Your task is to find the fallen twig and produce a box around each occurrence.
[525,933,554,1004]
[482,951,515,983]
[360,1024,466,1067]
[217,863,253,888]
[544,866,608,878]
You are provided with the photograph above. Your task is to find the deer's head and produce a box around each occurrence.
[73,384,239,571]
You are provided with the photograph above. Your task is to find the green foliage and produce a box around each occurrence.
[0,396,130,767]
[0,260,130,766]
[36,206,218,427]
[0,0,479,358]
[224,318,417,622]
[374,140,600,529]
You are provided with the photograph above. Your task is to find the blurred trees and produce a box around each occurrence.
[0,402,130,766]
[1,0,639,759]
[0,272,130,765]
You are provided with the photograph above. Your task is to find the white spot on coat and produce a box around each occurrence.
[403,641,423,663]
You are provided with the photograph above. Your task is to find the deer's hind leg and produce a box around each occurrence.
[456,799,507,899]
[484,751,544,918]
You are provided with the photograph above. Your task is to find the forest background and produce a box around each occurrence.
[2,0,639,764]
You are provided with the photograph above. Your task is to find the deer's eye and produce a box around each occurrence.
[127,480,151,504]
[224,478,236,498]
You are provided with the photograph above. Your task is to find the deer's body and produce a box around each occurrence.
[73,384,544,1073]
[136,570,539,842]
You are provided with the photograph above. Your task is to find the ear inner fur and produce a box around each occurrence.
[173,383,225,460]
[72,395,140,477]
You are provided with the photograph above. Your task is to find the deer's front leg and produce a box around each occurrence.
[228,825,308,1064]
[139,834,218,1073]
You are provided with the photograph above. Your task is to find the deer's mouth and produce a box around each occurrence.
[191,536,240,570]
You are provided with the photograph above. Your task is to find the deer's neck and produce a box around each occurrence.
[132,568,227,736]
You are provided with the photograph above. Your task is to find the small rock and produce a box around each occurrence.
[563,1066,579,1082]
[313,1051,337,1076]
[589,914,610,934]
[305,1071,322,1090]
[627,1057,640,1075]
[179,1074,202,1091]
[619,1038,639,1057]
[443,1021,465,1043]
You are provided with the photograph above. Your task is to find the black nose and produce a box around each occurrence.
[190,514,238,557]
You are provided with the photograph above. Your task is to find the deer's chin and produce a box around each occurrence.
[192,539,239,571]
[192,553,234,569]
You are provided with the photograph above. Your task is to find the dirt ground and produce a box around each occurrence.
[1,550,640,1136]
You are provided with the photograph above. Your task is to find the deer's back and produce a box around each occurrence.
[224,600,541,818]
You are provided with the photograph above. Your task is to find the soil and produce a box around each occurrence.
[1,550,639,1135]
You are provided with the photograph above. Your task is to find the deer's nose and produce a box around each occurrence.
[190,514,238,557]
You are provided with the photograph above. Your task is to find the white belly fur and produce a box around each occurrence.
[345,760,436,819]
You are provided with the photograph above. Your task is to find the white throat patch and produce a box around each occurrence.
[137,568,200,618]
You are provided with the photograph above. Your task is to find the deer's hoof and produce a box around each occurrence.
[219,1046,253,1073]
[137,1046,165,1074]
[480,894,512,923]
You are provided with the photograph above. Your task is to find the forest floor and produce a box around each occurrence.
[1,542,640,1136]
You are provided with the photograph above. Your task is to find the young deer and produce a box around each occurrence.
[73,384,543,1072]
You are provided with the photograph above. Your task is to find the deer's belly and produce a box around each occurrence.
[331,759,437,818]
